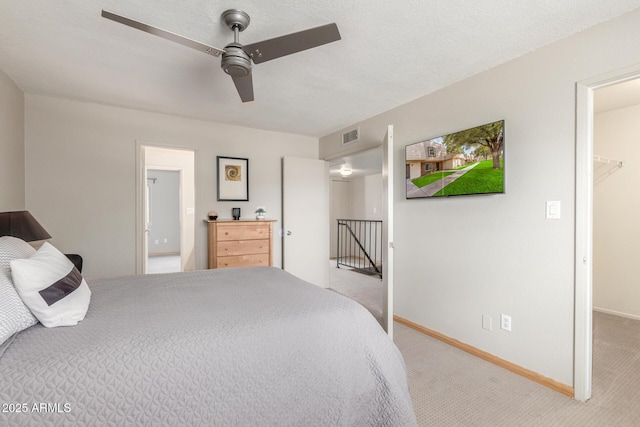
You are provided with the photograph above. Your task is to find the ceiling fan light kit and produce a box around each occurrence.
[101,8,341,103]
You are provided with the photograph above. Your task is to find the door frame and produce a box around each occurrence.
[382,125,394,337]
[322,126,394,337]
[136,142,196,274]
[575,63,640,401]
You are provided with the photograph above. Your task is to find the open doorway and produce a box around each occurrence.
[588,77,640,402]
[146,170,181,273]
[328,147,384,324]
[575,65,640,401]
[137,145,196,274]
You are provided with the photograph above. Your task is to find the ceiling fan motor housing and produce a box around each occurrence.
[221,44,252,77]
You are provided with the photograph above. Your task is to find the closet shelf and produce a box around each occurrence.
[594,154,623,184]
[593,155,623,167]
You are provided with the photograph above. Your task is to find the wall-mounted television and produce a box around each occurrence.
[405,120,504,198]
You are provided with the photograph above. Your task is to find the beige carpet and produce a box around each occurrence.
[329,260,383,325]
[329,263,640,426]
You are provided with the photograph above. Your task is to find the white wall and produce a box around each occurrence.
[25,95,317,278]
[320,8,640,387]
[147,170,181,255]
[329,174,382,258]
[350,174,383,221]
[0,69,25,211]
[329,179,350,258]
[593,103,640,319]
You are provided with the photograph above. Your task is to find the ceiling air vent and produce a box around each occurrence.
[342,127,359,145]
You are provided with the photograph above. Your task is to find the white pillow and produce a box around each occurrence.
[0,236,38,345]
[10,242,91,328]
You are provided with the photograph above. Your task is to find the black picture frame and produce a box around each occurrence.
[217,156,249,201]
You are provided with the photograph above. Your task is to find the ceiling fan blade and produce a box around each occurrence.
[231,75,254,103]
[101,10,225,57]
[244,23,340,64]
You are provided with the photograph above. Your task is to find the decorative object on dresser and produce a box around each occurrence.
[217,156,249,201]
[208,211,218,220]
[255,207,266,219]
[232,207,241,220]
[206,219,276,269]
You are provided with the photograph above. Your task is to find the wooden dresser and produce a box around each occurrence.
[206,219,276,269]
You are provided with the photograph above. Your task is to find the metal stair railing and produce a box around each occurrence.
[336,219,382,278]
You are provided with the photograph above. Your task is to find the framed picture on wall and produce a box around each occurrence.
[217,156,249,201]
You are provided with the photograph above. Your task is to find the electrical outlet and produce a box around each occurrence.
[482,315,492,331]
[164,238,168,243]
[154,239,159,245]
[501,314,512,331]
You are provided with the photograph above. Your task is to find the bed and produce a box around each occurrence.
[0,266,416,426]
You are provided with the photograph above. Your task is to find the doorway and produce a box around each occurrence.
[146,169,181,273]
[327,146,385,325]
[575,65,640,401]
[593,79,640,317]
[137,145,196,274]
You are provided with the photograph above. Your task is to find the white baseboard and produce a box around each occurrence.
[593,306,640,321]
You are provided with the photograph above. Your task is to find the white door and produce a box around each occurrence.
[282,157,329,288]
[382,125,394,337]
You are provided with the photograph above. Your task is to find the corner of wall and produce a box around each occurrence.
[0,68,25,211]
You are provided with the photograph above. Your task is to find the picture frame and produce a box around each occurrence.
[217,156,249,201]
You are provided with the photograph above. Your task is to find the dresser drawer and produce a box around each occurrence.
[216,254,270,268]
[217,239,269,256]
[217,224,270,241]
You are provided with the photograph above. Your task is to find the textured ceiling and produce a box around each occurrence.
[2,1,640,137]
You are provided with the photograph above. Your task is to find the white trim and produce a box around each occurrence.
[593,307,640,321]
[382,125,394,339]
[135,142,146,275]
[575,62,640,402]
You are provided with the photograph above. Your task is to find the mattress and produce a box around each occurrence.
[0,266,415,426]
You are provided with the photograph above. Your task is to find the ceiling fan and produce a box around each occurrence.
[101,9,341,103]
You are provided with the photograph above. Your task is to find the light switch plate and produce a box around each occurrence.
[482,315,492,331]
[546,201,561,219]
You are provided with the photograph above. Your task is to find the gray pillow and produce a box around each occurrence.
[0,236,39,346]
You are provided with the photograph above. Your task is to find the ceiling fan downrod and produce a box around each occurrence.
[220,9,252,78]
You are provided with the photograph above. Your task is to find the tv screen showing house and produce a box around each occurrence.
[405,120,505,198]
